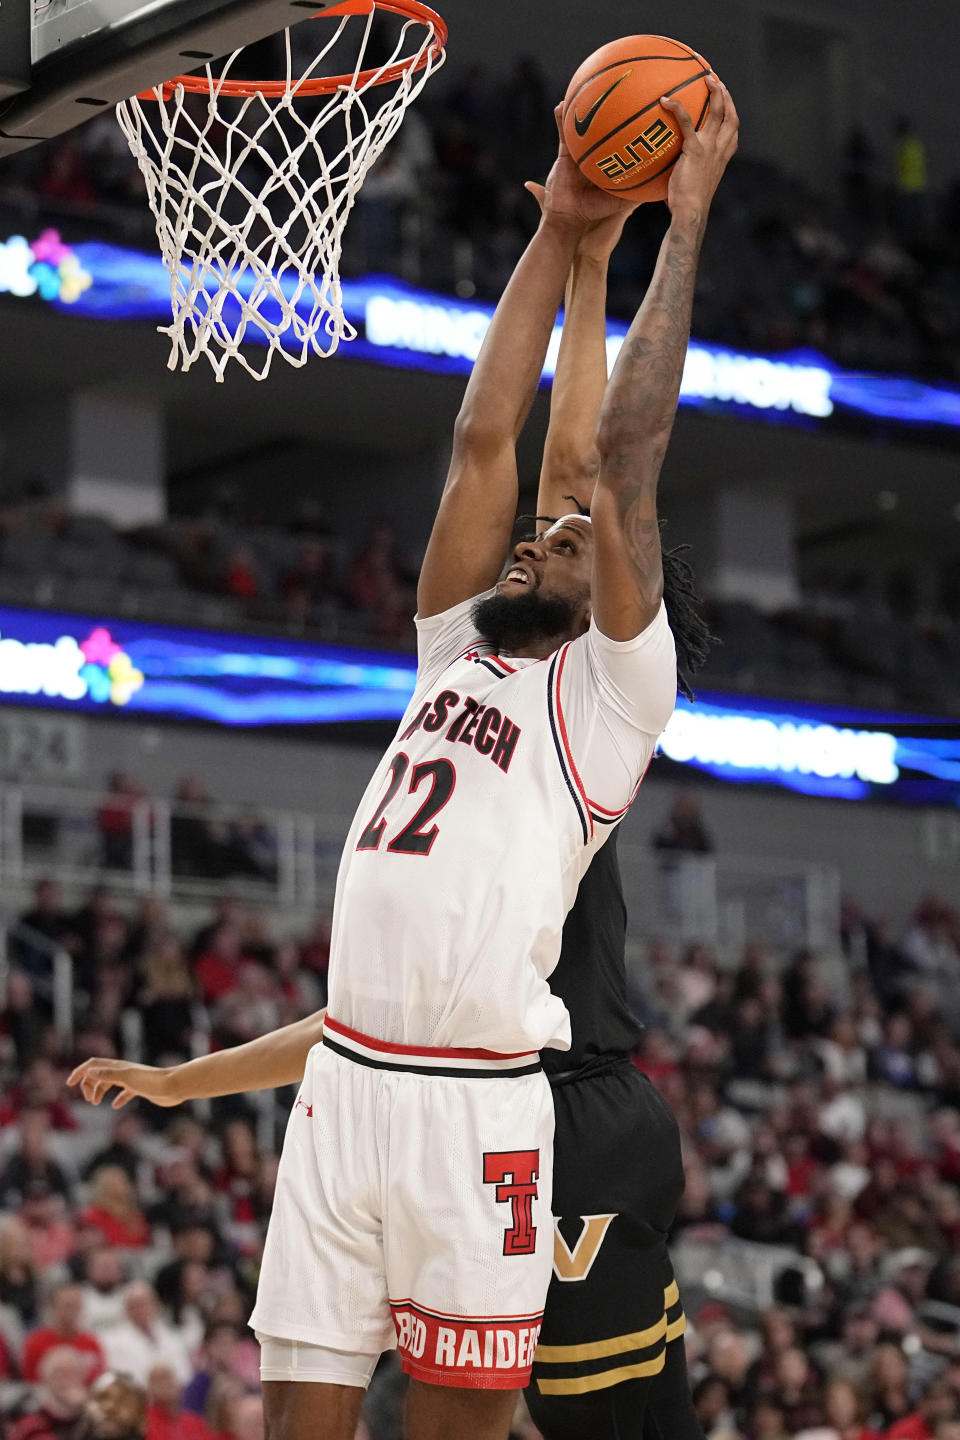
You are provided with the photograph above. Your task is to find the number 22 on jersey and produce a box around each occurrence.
[356,752,456,857]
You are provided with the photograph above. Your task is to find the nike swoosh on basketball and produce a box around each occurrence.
[573,73,631,138]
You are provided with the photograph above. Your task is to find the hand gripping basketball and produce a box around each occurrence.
[525,105,639,233]
[662,75,739,222]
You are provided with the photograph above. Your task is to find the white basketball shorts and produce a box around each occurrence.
[249,1017,555,1390]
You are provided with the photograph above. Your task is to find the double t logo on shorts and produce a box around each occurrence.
[483,1150,540,1256]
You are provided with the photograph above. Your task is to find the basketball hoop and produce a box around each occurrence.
[116,0,447,381]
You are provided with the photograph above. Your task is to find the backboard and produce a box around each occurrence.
[0,0,332,156]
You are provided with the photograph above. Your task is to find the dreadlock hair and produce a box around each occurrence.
[519,495,716,702]
[659,529,715,702]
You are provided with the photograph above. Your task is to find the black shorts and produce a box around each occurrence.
[528,1060,687,1411]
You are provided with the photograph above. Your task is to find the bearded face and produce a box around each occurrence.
[472,589,585,653]
[472,517,594,654]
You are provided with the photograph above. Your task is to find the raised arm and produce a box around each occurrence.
[417,115,637,620]
[68,1009,327,1109]
[591,77,738,642]
[536,213,632,520]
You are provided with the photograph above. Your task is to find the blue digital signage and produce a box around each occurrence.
[0,604,956,805]
[2,229,960,432]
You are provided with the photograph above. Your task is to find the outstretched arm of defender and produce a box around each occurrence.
[68,1009,327,1109]
[418,114,636,619]
[591,77,738,642]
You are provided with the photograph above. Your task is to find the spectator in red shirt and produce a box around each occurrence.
[348,520,414,640]
[8,1346,90,1440]
[21,1282,105,1383]
[297,912,331,989]
[79,1167,150,1251]
[212,1122,260,1227]
[888,1382,958,1440]
[783,1130,820,1198]
[96,774,148,871]
[279,535,335,623]
[0,1327,13,1378]
[145,1364,216,1440]
[272,942,322,1017]
[37,137,97,206]
[194,927,247,1006]
[222,548,260,602]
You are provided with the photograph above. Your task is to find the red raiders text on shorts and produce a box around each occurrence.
[390,1301,543,1389]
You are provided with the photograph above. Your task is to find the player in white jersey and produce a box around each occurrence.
[70,82,737,1440]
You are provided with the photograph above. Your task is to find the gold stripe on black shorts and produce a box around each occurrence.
[533,1281,686,1396]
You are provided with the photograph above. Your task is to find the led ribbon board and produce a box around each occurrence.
[0,605,956,802]
[0,606,418,726]
[2,231,960,431]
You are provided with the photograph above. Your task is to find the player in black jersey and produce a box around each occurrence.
[520,167,708,1440]
[526,834,701,1440]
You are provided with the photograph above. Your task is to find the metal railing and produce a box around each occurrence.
[0,784,842,1141]
[0,917,75,1043]
[618,843,841,955]
[0,785,841,959]
[0,785,345,916]
[672,1236,824,1319]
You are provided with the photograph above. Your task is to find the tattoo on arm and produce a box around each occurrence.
[597,223,704,604]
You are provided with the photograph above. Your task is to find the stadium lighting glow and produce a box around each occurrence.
[365,295,835,418]
[2,229,959,432]
[0,606,954,804]
[0,231,93,304]
[659,707,899,785]
[365,294,490,364]
[0,633,89,701]
[675,347,833,418]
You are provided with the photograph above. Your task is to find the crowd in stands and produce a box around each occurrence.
[2,824,960,1437]
[0,494,419,651]
[0,45,959,382]
[1,489,958,717]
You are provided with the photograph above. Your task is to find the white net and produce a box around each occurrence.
[116,4,445,381]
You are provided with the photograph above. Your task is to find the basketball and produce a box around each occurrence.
[562,34,713,203]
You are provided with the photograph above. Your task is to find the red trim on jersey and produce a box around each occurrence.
[491,656,517,673]
[588,796,633,818]
[553,645,594,840]
[586,724,657,823]
[323,1017,537,1063]
[588,769,646,819]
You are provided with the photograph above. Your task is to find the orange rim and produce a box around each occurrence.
[140,0,447,101]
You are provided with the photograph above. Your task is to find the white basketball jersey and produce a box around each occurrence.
[326,590,677,1054]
